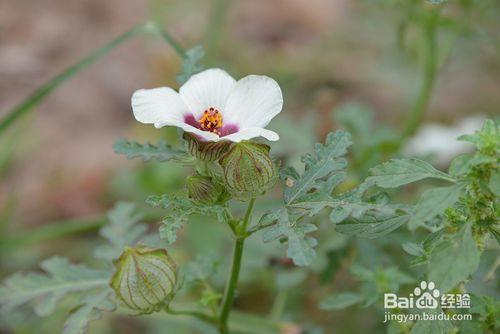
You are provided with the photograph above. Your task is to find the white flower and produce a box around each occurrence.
[131,68,283,142]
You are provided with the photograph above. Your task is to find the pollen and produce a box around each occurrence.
[198,107,223,135]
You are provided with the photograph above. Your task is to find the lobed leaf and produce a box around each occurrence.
[365,158,455,188]
[0,257,111,315]
[151,195,230,244]
[408,182,466,230]
[62,289,115,334]
[428,224,481,292]
[94,202,146,261]
[113,139,190,163]
[283,131,352,204]
[176,45,205,85]
[262,209,317,266]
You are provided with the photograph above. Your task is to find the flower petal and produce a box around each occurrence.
[222,127,279,142]
[179,68,236,119]
[223,75,283,128]
[132,87,189,125]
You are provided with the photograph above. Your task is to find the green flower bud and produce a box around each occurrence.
[186,174,224,204]
[184,133,231,161]
[219,142,277,199]
[110,247,177,313]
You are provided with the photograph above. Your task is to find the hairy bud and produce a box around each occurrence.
[110,247,177,313]
[186,174,224,204]
[184,133,231,161]
[219,142,277,199]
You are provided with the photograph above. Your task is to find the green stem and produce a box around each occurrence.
[165,307,216,324]
[402,9,439,139]
[205,0,232,64]
[269,291,288,321]
[218,198,255,333]
[0,21,184,136]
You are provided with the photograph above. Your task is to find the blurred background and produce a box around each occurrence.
[0,0,499,333]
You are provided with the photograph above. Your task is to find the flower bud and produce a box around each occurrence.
[186,174,224,204]
[184,133,231,161]
[219,142,277,199]
[110,247,177,313]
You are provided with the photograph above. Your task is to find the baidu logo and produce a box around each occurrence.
[384,280,470,310]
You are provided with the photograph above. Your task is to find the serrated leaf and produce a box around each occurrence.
[335,210,409,239]
[62,289,115,334]
[113,139,189,162]
[176,46,205,84]
[365,158,455,188]
[182,254,219,286]
[409,182,466,230]
[94,202,146,261]
[428,224,481,292]
[284,131,351,204]
[155,195,229,244]
[411,314,454,334]
[402,242,425,256]
[0,257,110,315]
[319,292,363,310]
[262,209,317,266]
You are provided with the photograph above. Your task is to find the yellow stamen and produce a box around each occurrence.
[198,107,223,135]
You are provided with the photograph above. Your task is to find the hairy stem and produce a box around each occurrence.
[402,9,439,139]
[0,21,184,136]
[218,198,255,333]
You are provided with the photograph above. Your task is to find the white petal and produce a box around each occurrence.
[222,127,279,143]
[179,68,236,119]
[132,87,189,125]
[155,119,219,141]
[223,75,283,128]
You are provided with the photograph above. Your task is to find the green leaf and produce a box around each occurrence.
[402,242,425,256]
[152,195,230,244]
[448,153,496,177]
[335,209,409,239]
[409,182,466,230]
[428,224,481,292]
[62,289,115,334]
[411,314,454,334]
[319,292,363,310]
[458,119,499,154]
[366,158,455,188]
[113,139,189,163]
[283,131,352,204]
[94,202,146,261]
[262,209,317,266]
[176,45,205,84]
[182,254,219,286]
[489,169,500,196]
[0,257,110,315]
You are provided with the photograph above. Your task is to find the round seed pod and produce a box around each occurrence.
[186,174,224,204]
[219,142,277,199]
[184,133,231,162]
[110,247,177,313]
